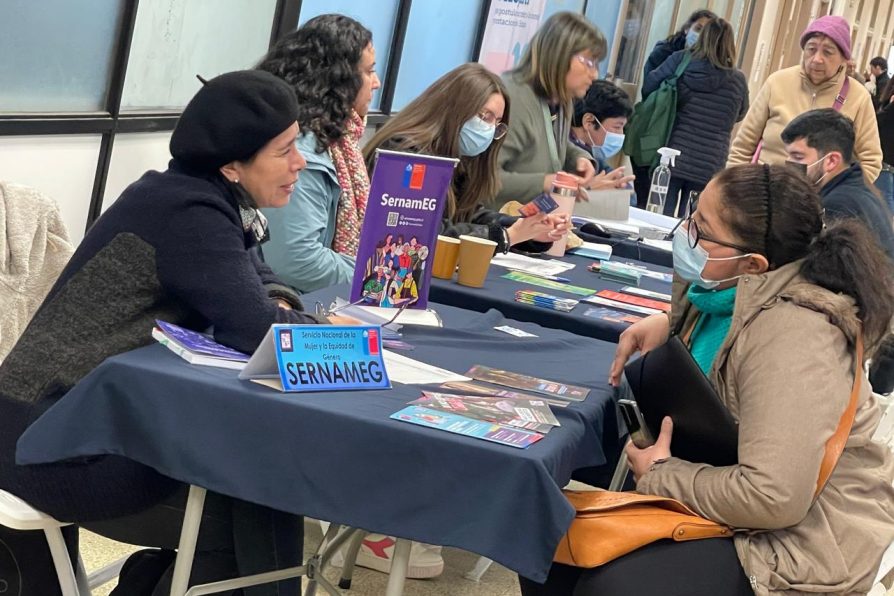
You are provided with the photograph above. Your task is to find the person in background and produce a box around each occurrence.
[257,14,380,294]
[641,17,748,216]
[871,57,890,111]
[783,108,894,398]
[0,70,345,595]
[847,59,867,84]
[633,8,717,207]
[641,8,716,82]
[494,12,605,206]
[524,164,894,595]
[365,63,568,253]
[728,16,882,183]
[569,80,636,191]
[877,79,894,213]
[781,109,894,257]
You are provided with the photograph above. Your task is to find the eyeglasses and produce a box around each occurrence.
[683,193,753,253]
[478,110,508,140]
[575,54,598,72]
[685,216,754,253]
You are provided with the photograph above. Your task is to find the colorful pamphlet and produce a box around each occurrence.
[502,270,596,296]
[596,290,671,312]
[465,365,590,401]
[438,381,569,408]
[582,307,643,325]
[582,295,662,316]
[518,193,559,217]
[153,320,249,370]
[514,290,579,312]
[621,286,672,302]
[390,406,544,448]
[412,391,559,433]
[350,150,458,310]
[588,260,642,285]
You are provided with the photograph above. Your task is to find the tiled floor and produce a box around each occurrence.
[80,519,523,595]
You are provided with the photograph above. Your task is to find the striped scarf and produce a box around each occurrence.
[329,110,370,256]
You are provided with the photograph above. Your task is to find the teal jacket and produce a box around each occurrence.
[262,132,355,293]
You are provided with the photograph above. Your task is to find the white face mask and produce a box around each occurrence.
[805,153,830,186]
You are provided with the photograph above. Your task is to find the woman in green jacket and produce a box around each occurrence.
[494,12,606,207]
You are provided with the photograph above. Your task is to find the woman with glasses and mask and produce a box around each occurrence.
[570,80,636,192]
[521,164,894,596]
[493,12,605,207]
[639,17,748,215]
[364,63,568,254]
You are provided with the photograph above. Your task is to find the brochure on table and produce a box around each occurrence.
[350,149,458,310]
[391,406,544,448]
[153,320,249,370]
[239,324,390,392]
[490,252,575,277]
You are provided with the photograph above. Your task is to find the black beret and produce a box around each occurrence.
[170,70,298,172]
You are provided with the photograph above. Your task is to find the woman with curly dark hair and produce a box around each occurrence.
[257,14,380,294]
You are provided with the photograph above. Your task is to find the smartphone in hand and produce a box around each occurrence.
[618,398,655,449]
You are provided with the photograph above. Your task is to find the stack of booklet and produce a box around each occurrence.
[390,366,590,448]
[581,287,673,323]
[152,320,250,370]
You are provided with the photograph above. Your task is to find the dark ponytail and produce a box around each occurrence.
[715,164,894,346]
[801,219,894,346]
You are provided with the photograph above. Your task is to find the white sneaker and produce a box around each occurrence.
[328,534,444,579]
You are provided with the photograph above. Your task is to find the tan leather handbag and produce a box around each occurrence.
[555,337,863,568]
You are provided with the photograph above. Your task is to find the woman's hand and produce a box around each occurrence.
[576,157,596,186]
[507,215,555,245]
[626,417,673,481]
[587,167,636,191]
[530,213,570,243]
[326,314,364,325]
[608,313,671,386]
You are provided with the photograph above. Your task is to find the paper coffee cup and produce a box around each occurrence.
[457,235,497,288]
[432,235,461,279]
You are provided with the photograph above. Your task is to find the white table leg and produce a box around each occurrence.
[384,539,411,596]
[170,485,207,596]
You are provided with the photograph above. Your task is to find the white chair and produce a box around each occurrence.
[0,488,126,595]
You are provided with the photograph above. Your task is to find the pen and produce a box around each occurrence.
[507,269,571,283]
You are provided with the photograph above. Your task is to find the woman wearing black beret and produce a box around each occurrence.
[0,70,340,595]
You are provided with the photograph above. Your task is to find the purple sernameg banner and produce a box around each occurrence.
[350,150,458,310]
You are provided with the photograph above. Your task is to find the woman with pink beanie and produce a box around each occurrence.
[728,15,882,182]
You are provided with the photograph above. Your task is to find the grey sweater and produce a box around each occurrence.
[493,75,590,207]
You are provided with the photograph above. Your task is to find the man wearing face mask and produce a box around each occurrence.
[781,109,894,258]
[570,80,636,192]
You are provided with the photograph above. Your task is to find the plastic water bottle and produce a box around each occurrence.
[646,147,681,214]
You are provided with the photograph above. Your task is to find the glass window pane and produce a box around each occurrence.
[0,0,124,113]
[121,0,278,111]
[542,0,585,22]
[585,0,624,75]
[299,0,400,112]
[0,135,104,244]
[392,0,485,111]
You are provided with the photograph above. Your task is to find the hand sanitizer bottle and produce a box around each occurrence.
[646,147,681,214]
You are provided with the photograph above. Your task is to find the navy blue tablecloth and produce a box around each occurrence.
[430,253,672,342]
[16,301,620,582]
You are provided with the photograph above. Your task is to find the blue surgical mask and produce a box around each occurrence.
[587,117,625,160]
[672,229,751,289]
[685,29,699,48]
[459,116,495,157]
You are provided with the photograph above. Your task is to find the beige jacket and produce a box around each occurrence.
[641,261,894,595]
[493,75,590,206]
[727,65,882,182]
[0,182,73,362]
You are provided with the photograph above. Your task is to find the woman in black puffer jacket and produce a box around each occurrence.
[642,17,749,216]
